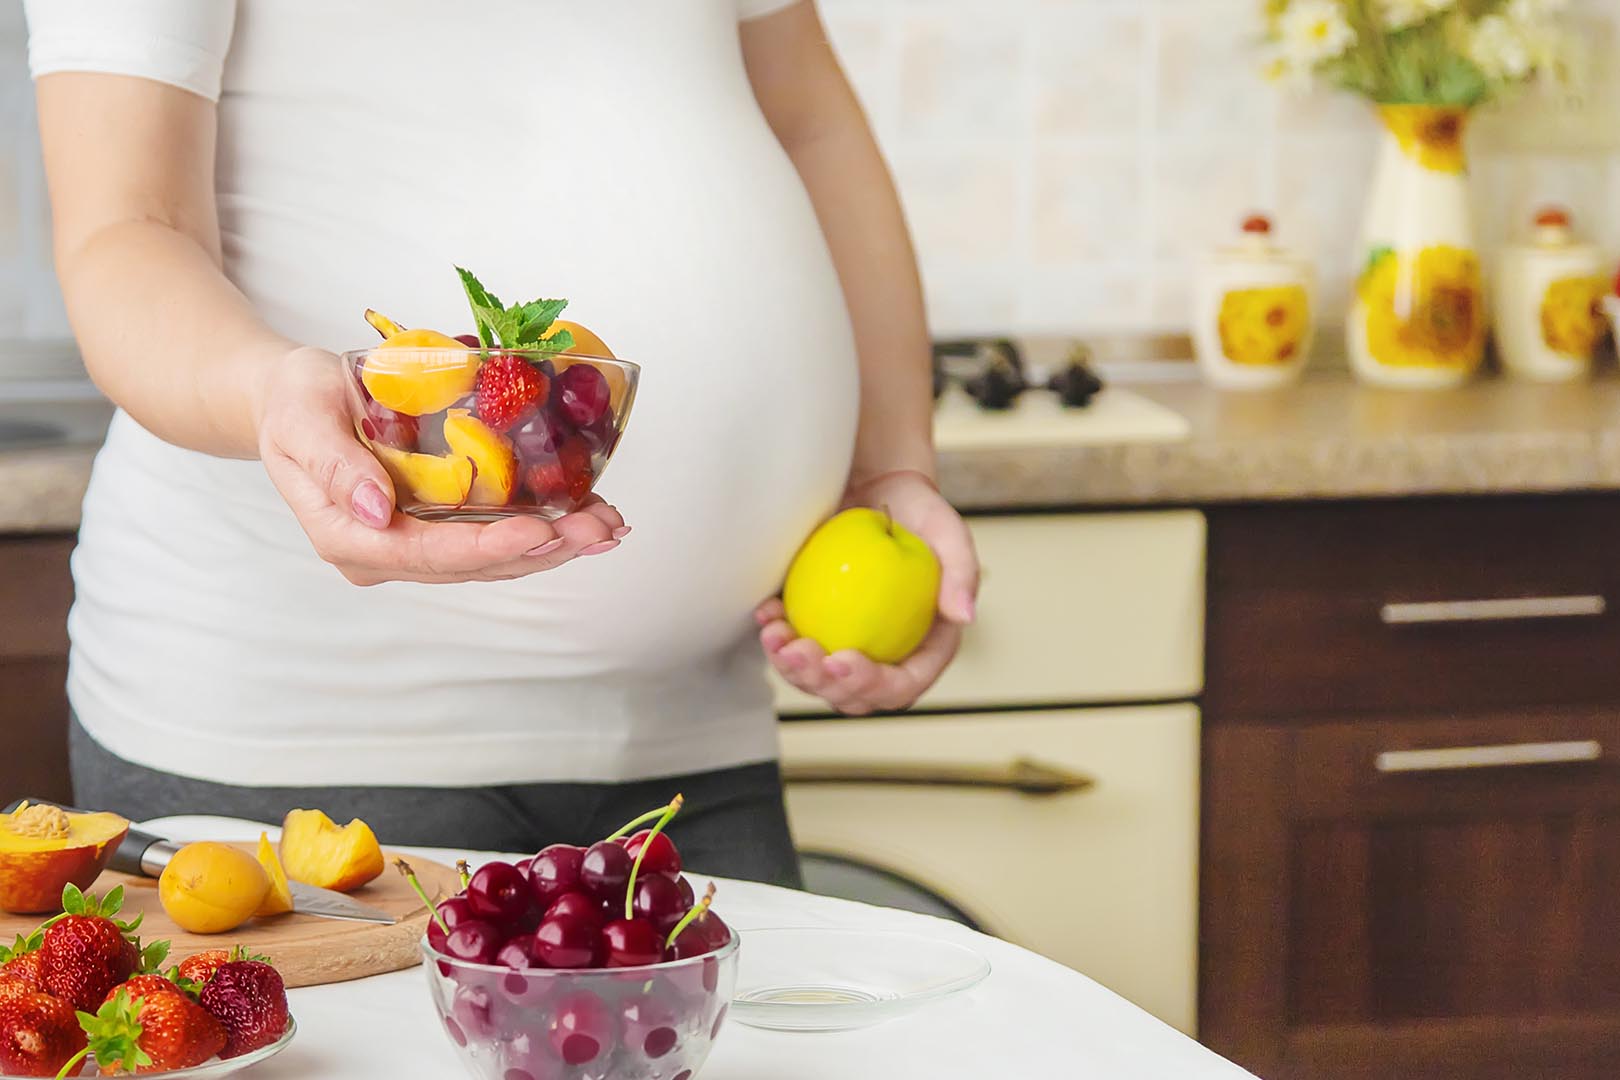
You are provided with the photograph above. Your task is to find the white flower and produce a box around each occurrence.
[1279,0,1356,68]
[1259,44,1314,90]
[1469,13,1534,80]
[1378,0,1454,31]
[1506,0,1568,24]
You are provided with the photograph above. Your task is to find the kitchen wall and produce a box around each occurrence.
[820,0,1620,336]
[3,2,1620,343]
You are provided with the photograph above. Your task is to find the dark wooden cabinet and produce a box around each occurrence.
[1201,497,1620,1080]
[0,535,75,806]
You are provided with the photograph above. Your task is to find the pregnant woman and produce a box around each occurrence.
[22,1,977,885]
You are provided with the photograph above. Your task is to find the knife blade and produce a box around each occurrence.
[4,800,396,925]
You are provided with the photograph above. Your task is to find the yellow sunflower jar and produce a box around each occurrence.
[1492,206,1607,382]
[1192,214,1314,390]
[1348,106,1486,388]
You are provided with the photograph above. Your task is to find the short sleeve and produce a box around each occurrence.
[737,0,802,21]
[23,0,236,102]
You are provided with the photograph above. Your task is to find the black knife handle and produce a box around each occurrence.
[3,797,172,878]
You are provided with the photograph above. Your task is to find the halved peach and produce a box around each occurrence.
[443,410,518,505]
[279,809,384,893]
[0,803,128,914]
[372,444,476,507]
[360,327,478,417]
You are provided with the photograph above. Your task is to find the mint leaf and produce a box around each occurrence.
[455,266,504,349]
[532,328,574,354]
[508,298,568,346]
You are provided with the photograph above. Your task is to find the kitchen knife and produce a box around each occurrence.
[4,800,396,925]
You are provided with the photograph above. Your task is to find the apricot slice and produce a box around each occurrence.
[372,444,476,507]
[159,841,271,934]
[0,803,128,915]
[254,832,294,918]
[279,810,384,893]
[443,409,517,505]
[360,316,478,417]
[546,320,628,410]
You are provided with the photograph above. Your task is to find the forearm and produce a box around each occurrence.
[786,121,936,487]
[59,220,292,458]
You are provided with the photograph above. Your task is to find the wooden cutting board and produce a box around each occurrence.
[0,849,462,988]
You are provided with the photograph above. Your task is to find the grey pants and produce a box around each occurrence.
[69,719,803,889]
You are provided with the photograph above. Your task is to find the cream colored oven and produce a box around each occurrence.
[773,511,1205,1034]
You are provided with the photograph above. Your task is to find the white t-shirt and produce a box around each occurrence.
[25,0,858,787]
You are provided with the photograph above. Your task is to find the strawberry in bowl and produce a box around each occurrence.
[344,267,639,523]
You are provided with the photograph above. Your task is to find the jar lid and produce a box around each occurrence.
[1530,205,1582,247]
[1210,212,1305,265]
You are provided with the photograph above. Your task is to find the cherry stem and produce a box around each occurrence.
[55,1048,89,1080]
[624,793,684,921]
[395,859,448,934]
[665,882,717,949]
[455,860,471,891]
[604,805,670,843]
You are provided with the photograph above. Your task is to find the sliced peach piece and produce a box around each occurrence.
[0,803,128,914]
[443,409,518,505]
[361,325,478,417]
[372,444,476,507]
[254,831,294,917]
[279,809,385,893]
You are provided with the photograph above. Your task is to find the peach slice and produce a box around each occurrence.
[254,832,294,918]
[278,809,384,893]
[0,803,128,914]
[360,318,478,417]
[372,444,476,507]
[443,409,518,505]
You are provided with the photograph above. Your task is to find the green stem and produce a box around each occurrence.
[665,882,717,949]
[395,859,448,934]
[455,860,472,891]
[55,1048,89,1080]
[604,806,669,843]
[624,794,684,921]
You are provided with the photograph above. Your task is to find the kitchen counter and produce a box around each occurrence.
[5,370,1620,532]
[939,368,1620,510]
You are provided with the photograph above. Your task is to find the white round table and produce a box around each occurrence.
[152,818,1255,1079]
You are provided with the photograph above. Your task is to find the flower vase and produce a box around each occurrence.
[1347,106,1486,388]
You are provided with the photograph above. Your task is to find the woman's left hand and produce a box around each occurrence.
[755,469,979,715]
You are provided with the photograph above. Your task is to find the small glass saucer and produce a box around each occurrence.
[85,1018,296,1077]
[731,928,990,1032]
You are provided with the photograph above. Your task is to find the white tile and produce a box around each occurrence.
[1149,139,1266,262]
[1018,264,1151,334]
[1031,5,1147,138]
[1155,0,1274,135]
[1031,142,1145,263]
[897,12,1027,140]
[892,144,1023,264]
[1274,132,1379,269]
[919,262,1021,338]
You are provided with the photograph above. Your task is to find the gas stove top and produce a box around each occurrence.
[930,337,1190,451]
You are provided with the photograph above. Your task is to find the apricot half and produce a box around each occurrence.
[373,444,476,507]
[443,410,517,505]
[279,810,384,893]
[0,803,128,914]
[360,320,478,417]
[545,320,627,410]
[159,841,271,934]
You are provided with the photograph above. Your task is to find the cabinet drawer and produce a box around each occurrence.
[781,705,1200,1032]
[1206,498,1620,721]
[774,510,1205,714]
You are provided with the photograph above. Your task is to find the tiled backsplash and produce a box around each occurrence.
[4,1,1620,343]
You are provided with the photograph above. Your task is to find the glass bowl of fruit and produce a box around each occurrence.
[408,796,738,1080]
[342,268,639,523]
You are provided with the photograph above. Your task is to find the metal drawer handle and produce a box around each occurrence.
[782,756,1094,796]
[1376,740,1603,774]
[1380,595,1606,625]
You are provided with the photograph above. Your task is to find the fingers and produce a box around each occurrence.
[283,405,398,531]
[754,597,785,626]
[923,513,979,624]
[760,618,963,716]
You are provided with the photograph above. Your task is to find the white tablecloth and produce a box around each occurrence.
[149,818,1255,1079]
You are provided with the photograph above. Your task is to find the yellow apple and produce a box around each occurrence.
[782,508,942,664]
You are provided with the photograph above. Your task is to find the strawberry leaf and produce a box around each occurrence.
[77,990,152,1075]
[60,882,85,915]
[138,939,170,974]
[0,929,41,962]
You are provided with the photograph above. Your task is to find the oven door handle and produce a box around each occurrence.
[781,757,1095,796]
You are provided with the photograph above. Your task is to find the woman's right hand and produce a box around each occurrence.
[256,347,627,585]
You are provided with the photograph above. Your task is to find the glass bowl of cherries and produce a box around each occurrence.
[343,267,640,523]
[407,796,737,1080]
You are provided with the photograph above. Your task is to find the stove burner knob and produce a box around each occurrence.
[965,358,1023,410]
[1047,360,1104,408]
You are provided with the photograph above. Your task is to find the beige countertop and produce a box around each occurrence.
[939,369,1620,510]
[5,370,1620,533]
